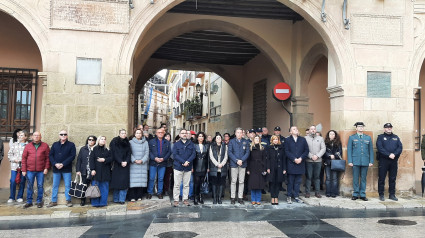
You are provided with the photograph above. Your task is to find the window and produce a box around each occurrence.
[0,68,38,139]
[253,79,267,129]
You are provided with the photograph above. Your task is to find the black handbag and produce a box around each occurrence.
[69,174,87,198]
[201,174,209,194]
[331,159,346,172]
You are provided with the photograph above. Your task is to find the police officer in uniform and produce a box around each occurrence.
[376,123,403,201]
[273,126,285,143]
[347,122,374,201]
[257,128,269,147]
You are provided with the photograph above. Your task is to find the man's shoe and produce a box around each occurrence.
[146,194,152,199]
[157,194,163,199]
[238,198,244,204]
[294,197,304,203]
[37,202,43,208]
[379,195,385,201]
[305,193,310,198]
[183,200,191,206]
[7,199,14,203]
[287,197,292,204]
[315,193,322,198]
[120,202,125,205]
[17,198,24,203]
[23,203,33,209]
[46,202,57,208]
[389,195,398,201]
[351,196,358,200]
[360,197,368,201]
[173,201,179,207]
[230,198,235,204]
[66,201,73,207]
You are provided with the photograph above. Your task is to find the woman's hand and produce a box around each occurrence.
[76,171,81,175]
[267,169,270,174]
[330,155,335,160]
[247,171,250,175]
[91,170,96,176]
[283,170,286,174]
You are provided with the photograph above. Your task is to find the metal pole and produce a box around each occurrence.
[281,101,293,128]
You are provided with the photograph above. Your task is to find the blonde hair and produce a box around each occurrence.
[96,136,109,150]
[250,136,264,151]
[270,135,281,145]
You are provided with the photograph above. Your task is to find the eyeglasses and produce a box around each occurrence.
[88,139,95,141]
[60,134,68,136]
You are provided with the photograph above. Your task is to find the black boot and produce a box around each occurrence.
[218,186,223,204]
[212,185,217,204]
[199,194,204,204]
[194,196,199,205]
[80,198,86,206]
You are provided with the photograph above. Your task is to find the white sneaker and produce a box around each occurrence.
[137,198,142,201]
[287,197,292,204]
[7,199,14,203]
[17,198,23,203]
[130,199,136,202]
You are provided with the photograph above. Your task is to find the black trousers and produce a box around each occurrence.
[81,175,91,201]
[378,158,398,196]
[270,182,280,198]
[127,187,144,200]
[193,173,206,197]
[210,173,226,186]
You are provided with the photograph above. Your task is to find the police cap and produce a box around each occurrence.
[354,122,365,127]
[256,128,262,133]
[384,123,393,128]
[248,129,255,133]
[274,126,281,131]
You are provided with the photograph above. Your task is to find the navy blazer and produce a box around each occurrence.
[284,135,309,175]
[149,138,171,167]
[49,140,76,173]
[228,138,250,168]
[172,139,196,171]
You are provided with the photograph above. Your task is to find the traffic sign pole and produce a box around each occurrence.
[272,82,293,128]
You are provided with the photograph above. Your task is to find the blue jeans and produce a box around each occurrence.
[352,166,368,197]
[251,189,262,202]
[10,170,26,200]
[113,189,127,202]
[26,171,44,204]
[325,165,339,196]
[51,172,72,202]
[305,162,322,193]
[180,174,194,197]
[148,166,166,195]
[91,181,109,207]
[287,174,302,198]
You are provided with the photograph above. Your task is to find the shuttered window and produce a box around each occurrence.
[253,79,267,129]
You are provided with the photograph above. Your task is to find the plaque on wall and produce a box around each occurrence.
[351,14,403,46]
[50,0,130,33]
[367,71,391,98]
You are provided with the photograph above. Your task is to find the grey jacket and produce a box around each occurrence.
[305,135,326,163]
[129,137,149,188]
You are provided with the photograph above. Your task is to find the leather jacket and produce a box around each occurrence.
[193,143,209,174]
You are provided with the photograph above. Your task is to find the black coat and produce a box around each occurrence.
[193,143,209,175]
[76,145,91,176]
[247,145,267,190]
[266,144,286,183]
[324,142,343,166]
[110,136,131,190]
[89,145,112,182]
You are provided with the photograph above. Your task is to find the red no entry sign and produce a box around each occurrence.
[273,82,291,101]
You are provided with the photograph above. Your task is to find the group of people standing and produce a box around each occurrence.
[2,120,403,208]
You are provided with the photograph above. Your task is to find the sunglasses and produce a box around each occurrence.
[60,134,68,136]
[88,138,95,141]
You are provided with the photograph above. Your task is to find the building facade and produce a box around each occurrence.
[0,0,424,196]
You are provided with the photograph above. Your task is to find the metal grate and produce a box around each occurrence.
[0,67,38,140]
[253,79,267,129]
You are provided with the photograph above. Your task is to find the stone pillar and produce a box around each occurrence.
[291,96,313,133]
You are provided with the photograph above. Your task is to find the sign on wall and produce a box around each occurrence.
[367,71,391,98]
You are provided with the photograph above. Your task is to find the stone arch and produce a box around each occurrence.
[130,18,291,93]
[299,43,328,97]
[118,0,352,87]
[0,1,47,68]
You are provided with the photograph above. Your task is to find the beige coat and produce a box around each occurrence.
[8,142,28,171]
[305,135,326,163]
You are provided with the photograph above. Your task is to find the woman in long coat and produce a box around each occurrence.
[208,133,228,204]
[324,130,343,197]
[76,135,97,206]
[90,136,112,207]
[110,129,132,204]
[128,129,149,201]
[266,135,286,205]
[192,132,209,205]
[247,136,267,205]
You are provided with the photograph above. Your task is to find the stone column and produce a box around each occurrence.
[291,96,313,133]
